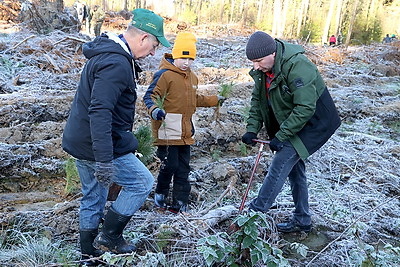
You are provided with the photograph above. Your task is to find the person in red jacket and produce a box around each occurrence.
[143,32,225,213]
[329,35,336,46]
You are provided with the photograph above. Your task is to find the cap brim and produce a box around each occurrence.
[157,36,171,47]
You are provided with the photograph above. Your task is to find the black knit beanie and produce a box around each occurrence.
[246,31,277,60]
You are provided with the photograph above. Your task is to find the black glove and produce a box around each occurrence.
[242,132,257,146]
[217,95,226,106]
[269,137,285,152]
[94,161,114,187]
[151,108,166,120]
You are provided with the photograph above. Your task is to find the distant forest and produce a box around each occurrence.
[66,0,400,45]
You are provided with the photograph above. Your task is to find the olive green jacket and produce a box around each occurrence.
[247,39,341,159]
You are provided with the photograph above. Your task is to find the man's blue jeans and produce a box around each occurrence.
[76,153,154,230]
[249,142,311,225]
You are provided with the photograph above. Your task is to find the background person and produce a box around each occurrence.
[62,8,170,265]
[143,32,225,213]
[329,34,336,46]
[90,5,105,37]
[242,31,341,233]
[337,34,343,45]
[383,34,392,43]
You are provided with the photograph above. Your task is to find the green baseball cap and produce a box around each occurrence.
[131,8,171,47]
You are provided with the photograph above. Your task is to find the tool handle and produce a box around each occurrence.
[239,143,264,213]
[252,139,270,144]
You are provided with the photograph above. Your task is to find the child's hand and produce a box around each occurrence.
[151,108,166,120]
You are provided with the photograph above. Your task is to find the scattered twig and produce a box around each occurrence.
[178,212,210,237]
[53,36,87,46]
[10,34,36,50]
[43,53,62,73]
[199,174,237,215]
[341,131,389,142]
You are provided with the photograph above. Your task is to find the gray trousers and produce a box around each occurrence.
[249,141,311,225]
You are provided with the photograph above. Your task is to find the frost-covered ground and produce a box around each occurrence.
[0,28,399,266]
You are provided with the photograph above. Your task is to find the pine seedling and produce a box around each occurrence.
[219,81,234,99]
[154,94,168,139]
[215,81,234,121]
[155,94,167,110]
[240,105,250,123]
[133,124,156,165]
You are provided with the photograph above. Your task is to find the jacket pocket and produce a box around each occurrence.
[158,113,182,140]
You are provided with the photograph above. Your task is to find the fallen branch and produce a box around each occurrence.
[340,131,389,142]
[178,212,210,237]
[197,205,237,228]
[53,36,87,46]
[10,34,36,50]
[43,53,62,73]
[199,174,238,215]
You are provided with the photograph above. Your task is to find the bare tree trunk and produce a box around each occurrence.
[365,0,377,31]
[123,0,128,11]
[272,0,282,37]
[219,0,226,22]
[278,0,290,38]
[322,0,337,45]
[302,0,310,27]
[102,0,108,11]
[289,0,300,37]
[240,0,248,27]
[239,0,245,17]
[256,0,263,24]
[196,0,204,25]
[296,0,309,37]
[345,0,360,46]
[334,0,343,36]
[229,0,235,23]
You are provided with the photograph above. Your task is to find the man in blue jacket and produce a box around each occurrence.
[242,31,341,233]
[62,8,170,265]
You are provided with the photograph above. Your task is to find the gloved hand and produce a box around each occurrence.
[217,95,226,106]
[269,137,285,152]
[151,108,166,120]
[94,161,114,187]
[241,132,257,146]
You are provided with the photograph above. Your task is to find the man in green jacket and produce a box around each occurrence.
[242,31,341,233]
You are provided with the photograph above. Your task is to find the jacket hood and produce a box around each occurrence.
[83,32,132,61]
[159,53,190,77]
[276,39,304,64]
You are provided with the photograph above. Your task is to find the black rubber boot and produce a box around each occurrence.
[277,220,312,233]
[79,229,103,266]
[93,208,136,254]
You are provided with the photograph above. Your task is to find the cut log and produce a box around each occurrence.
[197,205,238,228]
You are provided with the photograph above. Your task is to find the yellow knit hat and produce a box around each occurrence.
[172,32,197,60]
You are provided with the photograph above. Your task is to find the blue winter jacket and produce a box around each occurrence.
[62,33,139,162]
